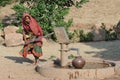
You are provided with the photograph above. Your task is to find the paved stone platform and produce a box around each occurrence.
[36,58,119,80]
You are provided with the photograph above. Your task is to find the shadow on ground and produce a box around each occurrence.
[83,40,120,61]
[4,56,48,64]
[4,56,33,64]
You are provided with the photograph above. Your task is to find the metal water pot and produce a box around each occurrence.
[72,56,86,69]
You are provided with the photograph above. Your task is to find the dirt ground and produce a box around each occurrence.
[65,0,120,25]
[0,40,120,80]
[1,0,120,26]
[1,0,120,80]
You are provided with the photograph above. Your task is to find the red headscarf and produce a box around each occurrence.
[22,13,43,36]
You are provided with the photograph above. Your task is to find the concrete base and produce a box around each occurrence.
[36,58,117,80]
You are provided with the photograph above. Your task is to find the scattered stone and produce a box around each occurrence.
[114,21,120,40]
[3,26,24,47]
[4,26,18,34]
[8,73,15,79]
[5,33,24,47]
[92,24,106,41]
[0,37,4,44]
[0,30,4,44]
[0,30,4,36]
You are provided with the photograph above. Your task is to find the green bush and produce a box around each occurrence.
[12,4,27,24]
[79,30,93,42]
[69,23,117,42]
[0,0,12,7]
[75,0,89,8]
[68,54,75,59]
[101,23,117,41]
[0,0,19,7]
[16,26,22,34]
[69,29,93,42]
[69,30,80,42]
[0,21,3,30]
[12,0,89,38]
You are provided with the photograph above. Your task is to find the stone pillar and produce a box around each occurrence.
[60,43,69,67]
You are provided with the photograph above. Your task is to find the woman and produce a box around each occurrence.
[19,13,43,65]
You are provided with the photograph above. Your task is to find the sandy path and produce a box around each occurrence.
[0,45,46,80]
[0,40,120,80]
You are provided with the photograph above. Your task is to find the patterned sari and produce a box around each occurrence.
[19,13,43,58]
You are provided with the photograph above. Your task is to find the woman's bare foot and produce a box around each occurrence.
[33,59,39,65]
[33,61,37,65]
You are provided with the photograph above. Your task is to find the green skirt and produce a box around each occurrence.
[19,44,42,58]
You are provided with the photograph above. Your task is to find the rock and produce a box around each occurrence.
[0,30,4,44]
[8,73,15,79]
[0,30,4,36]
[4,26,18,34]
[5,33,24,47]
[115,63,120,76]
[4,26,24,47]
[0,37,4,44]
[114,21,120,40]
[92,24,106,41]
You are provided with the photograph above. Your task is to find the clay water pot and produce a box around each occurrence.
[72,56,86,69]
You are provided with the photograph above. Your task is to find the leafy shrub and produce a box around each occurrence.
[75,0,89,8]
[12,0,89,38]
[0,0,12,7]
[101,23,117,41]
[48,55,56,60]
[0,21,3,30]
[69,30,80,42]
[79,30,93,42]
[69,29,93,42]
[16,26,22,34]
[12,4,27,24]
[0,0,19,7]
[68,54,75,59]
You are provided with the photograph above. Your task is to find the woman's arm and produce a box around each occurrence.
[22,30,27,42]
[22,30,30,45]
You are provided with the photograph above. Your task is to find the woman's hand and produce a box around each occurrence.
[25,39,30,45]
[22,31,27,41]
